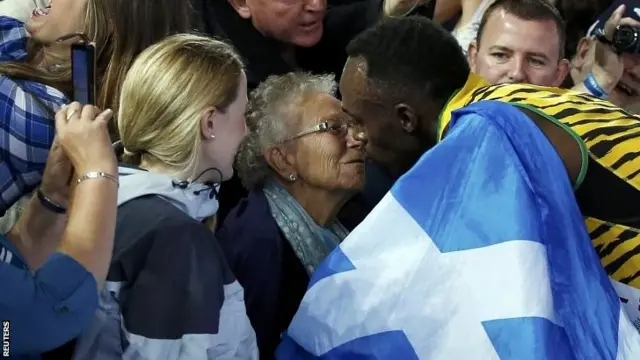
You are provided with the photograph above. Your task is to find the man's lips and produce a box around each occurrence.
[300,20,321,31]
[343,159,365,164]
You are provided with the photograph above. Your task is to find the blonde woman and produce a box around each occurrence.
[72,34,257,360]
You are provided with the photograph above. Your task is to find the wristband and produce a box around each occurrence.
[77,171,119,187]
[583,72,609,99]
[37,188,67,214]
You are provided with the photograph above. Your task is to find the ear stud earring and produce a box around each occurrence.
[289,173,297,181]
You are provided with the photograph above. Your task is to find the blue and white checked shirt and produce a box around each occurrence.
[0,16,68,215]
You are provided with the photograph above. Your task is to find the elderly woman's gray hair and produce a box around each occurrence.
[235,72,337,190]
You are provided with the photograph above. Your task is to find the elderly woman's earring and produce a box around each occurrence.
[210,135,215,140]
[289,173,297,182]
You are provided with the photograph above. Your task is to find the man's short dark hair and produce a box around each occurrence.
[346,16,469,103]
[476,0,567,58]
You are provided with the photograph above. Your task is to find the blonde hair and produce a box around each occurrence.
[117,33,243,179]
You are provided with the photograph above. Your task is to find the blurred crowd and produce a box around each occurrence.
[0,0,639,359]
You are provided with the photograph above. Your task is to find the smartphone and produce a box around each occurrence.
[71,42,96,105]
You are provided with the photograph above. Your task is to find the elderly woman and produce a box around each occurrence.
[218,72,367,359]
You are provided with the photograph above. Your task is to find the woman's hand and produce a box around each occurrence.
[53,101,119,291]
[54,102,116,176]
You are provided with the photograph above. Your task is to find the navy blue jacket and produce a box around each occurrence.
[218,190,309,360]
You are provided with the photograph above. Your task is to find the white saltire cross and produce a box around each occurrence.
[289,194,559,358]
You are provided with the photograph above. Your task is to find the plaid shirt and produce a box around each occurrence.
[0,16,68,215]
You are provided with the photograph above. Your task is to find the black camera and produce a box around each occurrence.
[611,25,640,54]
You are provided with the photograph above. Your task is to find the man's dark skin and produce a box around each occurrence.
[339,56,583,184]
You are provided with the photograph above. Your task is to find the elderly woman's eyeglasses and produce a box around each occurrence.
[285,121,359,142]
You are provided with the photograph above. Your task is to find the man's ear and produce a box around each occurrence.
[227,0,252,19]
[468,41,478,72]
[552,58,571,87]
[264,146,296,180]
[394,103,419,134]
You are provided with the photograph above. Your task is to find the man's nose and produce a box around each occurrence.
[305,0,326,12]
[347,125,367,149]
[506,58,527,83]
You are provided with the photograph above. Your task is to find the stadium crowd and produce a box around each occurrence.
[0,0,639,359]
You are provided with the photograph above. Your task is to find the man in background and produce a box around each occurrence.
[567,0,640,111]
[469,0,640,111]
[467,0,569,87]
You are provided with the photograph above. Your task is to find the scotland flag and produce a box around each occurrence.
[277,101,640,360]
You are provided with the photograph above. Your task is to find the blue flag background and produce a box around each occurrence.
[276,101,640,359]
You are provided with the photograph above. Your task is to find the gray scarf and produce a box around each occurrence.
[263,181,349,276]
